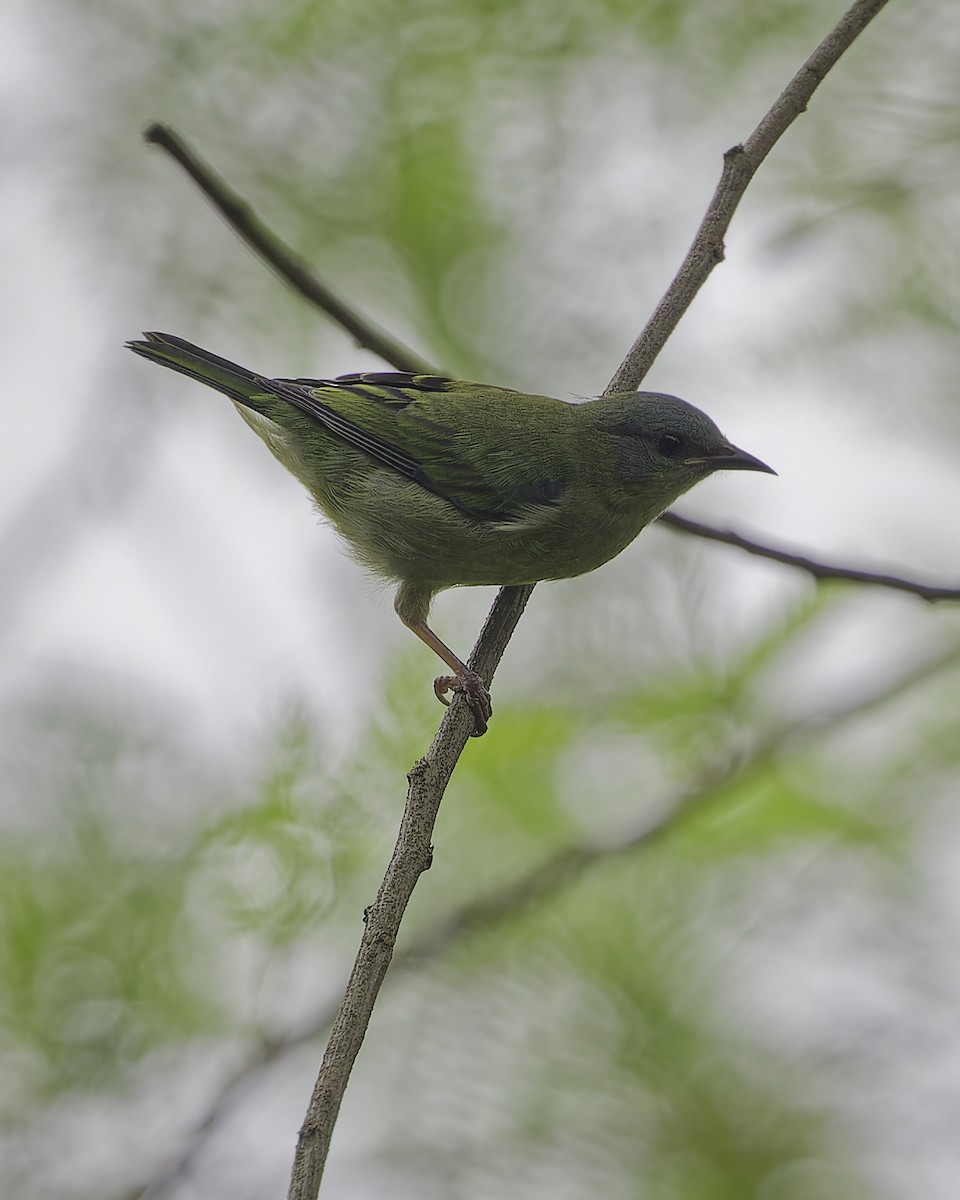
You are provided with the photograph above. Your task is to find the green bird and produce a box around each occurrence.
[127,332,774,734]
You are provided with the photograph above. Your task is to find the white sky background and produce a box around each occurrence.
[4,1,960,1197]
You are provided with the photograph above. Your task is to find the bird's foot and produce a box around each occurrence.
[433,670,492,737]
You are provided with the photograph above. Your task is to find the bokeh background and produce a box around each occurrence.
[4,1,960,1197]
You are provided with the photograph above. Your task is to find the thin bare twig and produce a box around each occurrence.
[131,635,960,1200]
[606,0,893,393]
[659,512,960,603]
[144,124,434,375]
[287,584,531,1200]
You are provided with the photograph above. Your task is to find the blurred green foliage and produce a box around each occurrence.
[4,594,958,1197]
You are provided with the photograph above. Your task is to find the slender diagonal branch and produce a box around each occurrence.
[143,124,434,375]
[286,584,531,1200]
[130,634,960,1200]
[606,0,892,393]
[659,512,960,603]
[279,2,893,1195]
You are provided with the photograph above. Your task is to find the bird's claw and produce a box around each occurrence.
[433,670,492,737]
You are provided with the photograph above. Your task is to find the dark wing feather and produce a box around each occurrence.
[266,375,567,524]
[277,373,455,405]
[269,379,434,490]
[335,372,454,392]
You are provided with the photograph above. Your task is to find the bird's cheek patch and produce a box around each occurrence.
[616,434,657,483]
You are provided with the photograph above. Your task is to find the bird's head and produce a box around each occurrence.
[601,390,774,515]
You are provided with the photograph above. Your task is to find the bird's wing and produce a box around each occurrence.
[269,372,570,524]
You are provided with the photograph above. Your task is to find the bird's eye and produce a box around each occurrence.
[658,434,683,457]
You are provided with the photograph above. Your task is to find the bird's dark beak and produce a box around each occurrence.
[690,444,777,475]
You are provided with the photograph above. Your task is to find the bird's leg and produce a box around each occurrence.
[401,618,492,737]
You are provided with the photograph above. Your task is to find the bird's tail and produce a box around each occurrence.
[126,331,270,413]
